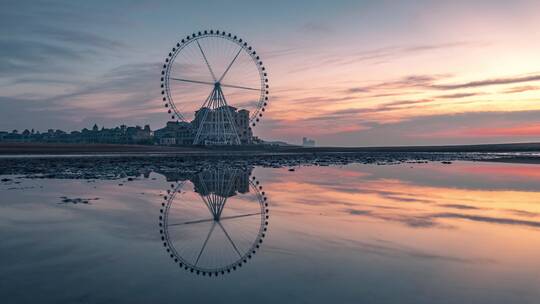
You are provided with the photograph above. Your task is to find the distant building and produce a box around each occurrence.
[0,108,259,146]
[192,106,253,145]
[154,121,194,145]
[236,109,253,144]
[302,137,316,147]
[0,124,152,144]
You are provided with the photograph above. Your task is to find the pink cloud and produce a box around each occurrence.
[415,123,540,138]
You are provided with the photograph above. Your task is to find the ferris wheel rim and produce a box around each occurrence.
[161,30,269,127]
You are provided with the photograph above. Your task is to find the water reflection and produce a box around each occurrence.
[158,166,269,276]
[1,162,540,303]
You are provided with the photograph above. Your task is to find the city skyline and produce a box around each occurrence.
[0,105,257,146]
[1,1,540,146]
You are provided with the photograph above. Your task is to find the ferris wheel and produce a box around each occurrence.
[161,30,269,145]
[158,168,269,276]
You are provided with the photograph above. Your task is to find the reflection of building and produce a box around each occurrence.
[156,167,253,190]
[192,168,251,197]
[302,137,315,147]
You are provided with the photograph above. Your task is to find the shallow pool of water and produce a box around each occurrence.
[1,161,539,303]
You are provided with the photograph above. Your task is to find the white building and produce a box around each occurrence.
[302,137,315,147]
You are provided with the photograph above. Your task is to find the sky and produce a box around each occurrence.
[1,0,540,146]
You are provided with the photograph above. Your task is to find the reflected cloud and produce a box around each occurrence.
[347,208,540,230]
[433,212,540,228]
[264,164,540,236]
[346,208,441,228]
[350,239,495,264]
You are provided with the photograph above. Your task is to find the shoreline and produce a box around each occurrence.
[0,142,539,155]
[0,143,538,172]
[0,149,538,181]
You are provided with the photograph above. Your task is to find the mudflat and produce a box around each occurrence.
[1,142,539,155]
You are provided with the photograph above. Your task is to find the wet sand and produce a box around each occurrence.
[0,143,538,180]
[0,151,537,180]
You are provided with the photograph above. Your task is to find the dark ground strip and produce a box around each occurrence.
[0,152,532,180]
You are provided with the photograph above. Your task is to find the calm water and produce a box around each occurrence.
[1,161,540,303]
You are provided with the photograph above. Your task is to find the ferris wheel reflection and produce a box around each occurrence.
[158,166,269,276]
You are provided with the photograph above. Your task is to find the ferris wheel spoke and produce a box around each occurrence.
[196,40,217,82]
[218,47,242,82]
[167,218,214,227]
[221,83,261,91]
[219,212,261,221]
[170,77,214,86]
[217,221,243,258]
[195,221,216,266]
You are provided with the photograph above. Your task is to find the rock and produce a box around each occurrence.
[58,196,100,204]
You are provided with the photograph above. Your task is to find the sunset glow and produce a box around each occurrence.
[2,3,540,303]
[1,1,539,146]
